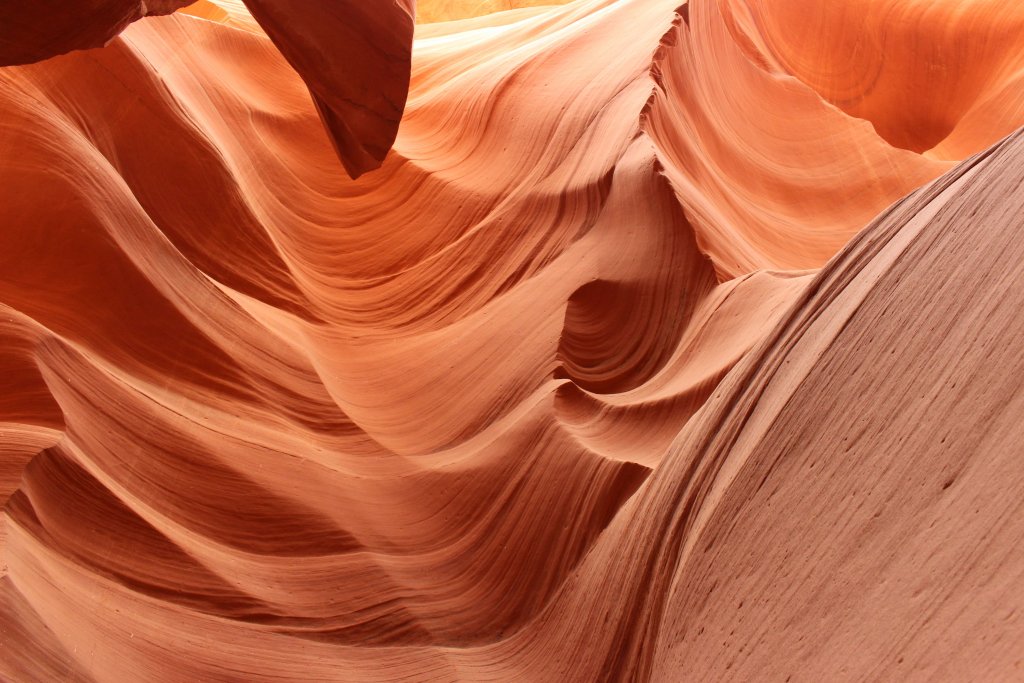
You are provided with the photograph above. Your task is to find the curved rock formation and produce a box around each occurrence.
[2,0,416,178]
[240,0,416,177]
[0,0,191,66]
[2,0,1024,680]
[726,0,1024,158]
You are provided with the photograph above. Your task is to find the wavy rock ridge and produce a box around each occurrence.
[1,0,1024,680]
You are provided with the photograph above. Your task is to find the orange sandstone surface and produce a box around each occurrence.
[1,1,1024,680]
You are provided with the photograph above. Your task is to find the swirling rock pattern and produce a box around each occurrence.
[1,0,1023,680]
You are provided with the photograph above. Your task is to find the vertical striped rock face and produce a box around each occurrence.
[2,1,1024,680]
